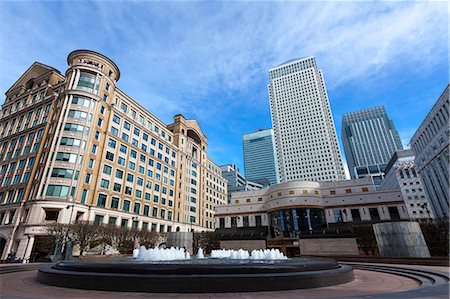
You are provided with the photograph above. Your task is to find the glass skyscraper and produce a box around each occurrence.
[268,57,346,182]
[341,106,403,187]
[242,129,278,185]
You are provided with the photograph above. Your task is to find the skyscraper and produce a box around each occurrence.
[219,164,263,204]
[341,106,403,187]
[410,84,449,218]
[268,57,346,182]
[242,128,278,185]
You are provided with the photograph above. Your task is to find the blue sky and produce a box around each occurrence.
[0,1,448,176]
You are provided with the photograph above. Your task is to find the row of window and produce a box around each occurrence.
[1,96,50,138]
[96,193,173,220]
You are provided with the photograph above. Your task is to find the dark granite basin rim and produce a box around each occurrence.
[37,258,354,293]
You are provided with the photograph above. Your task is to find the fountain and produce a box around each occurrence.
[37,246,354,293]
[196,248,205,259]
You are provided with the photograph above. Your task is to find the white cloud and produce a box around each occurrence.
[0,1,447,167]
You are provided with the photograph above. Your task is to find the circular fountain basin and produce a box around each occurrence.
[37,257,354,293]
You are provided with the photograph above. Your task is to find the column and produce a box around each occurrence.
[22,236,35,263]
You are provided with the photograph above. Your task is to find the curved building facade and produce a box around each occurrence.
[216,178,409,239]
[0,50,227,261]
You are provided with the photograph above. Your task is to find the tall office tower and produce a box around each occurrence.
[410,84,449,218]
[268,57,346,182]
[0,50,227,261]
[219,164,263,203]
[242,128,278,185]
[342,106,403,187]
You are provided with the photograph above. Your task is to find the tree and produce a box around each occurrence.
[68,221,99,256]
[420,218,449,256]
[349,222,379,255]
[46,222,69,241]
[193,231,220,254]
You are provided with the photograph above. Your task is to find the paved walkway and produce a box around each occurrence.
[0,264,448,299]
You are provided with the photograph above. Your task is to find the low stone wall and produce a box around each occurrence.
[220,240,266,251]
[299,238,359,256]
[373,221,430,257]
[166,232,193,254]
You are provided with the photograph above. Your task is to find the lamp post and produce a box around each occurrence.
[63,204,75,260]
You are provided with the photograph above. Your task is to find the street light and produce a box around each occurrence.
[63,204,75,260]
[67,204,75,224]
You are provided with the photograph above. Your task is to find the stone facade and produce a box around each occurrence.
[0,50,227,261]
[373,222,430,257]
[410,83,449,218]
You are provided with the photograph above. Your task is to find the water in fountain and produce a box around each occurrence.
[134,246,287,261]
[211,248,287,260]
[135,246,189,261]
[197,248,205,259]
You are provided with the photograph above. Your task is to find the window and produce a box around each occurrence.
[108,138,116,148]
[68,109,89,119]
[56,152,78,163]
[144,205,149,216]
[64,123,85,133]
[112,115,121,124]
[71,96,91,107]
[113,183,121,192]
[345,189,352,194]
[81,189,88,204]
[231,217,237,228]
[94,214,104,224]
[100,179,109,189]
[255,215,262,227]
[243,216,249,227]
[123,200,130,212]
[369,208,380,221]
[106,151,114,161]
[60,137,81,147]
[142,222,148,230]
[120,144,127,154]
[103,165,112,175]
[51,168,74,179]
[116,169,123,179]
[134,203,141,214]
[76,72,96,93]
[44,209,60,221]
[111,197,119,209]
[97,194,107,207]
[46,185,69,197]
[125,186,132,195]
[333,210,343,222]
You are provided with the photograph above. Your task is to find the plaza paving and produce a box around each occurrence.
[0,263,448,299]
